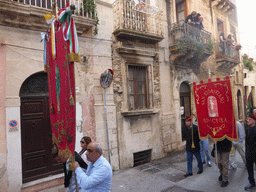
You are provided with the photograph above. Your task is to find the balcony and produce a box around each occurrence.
[169,21,213,68]
[0,0,97,34]
[212,0,236,15]
[113,0,164,43]
[215,42,240,71]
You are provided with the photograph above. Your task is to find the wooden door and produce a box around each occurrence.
[180,82,191,141]
[20,72,62,183]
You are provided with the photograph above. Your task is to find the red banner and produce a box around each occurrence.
[193,78,238,141]
[46,27,76,162]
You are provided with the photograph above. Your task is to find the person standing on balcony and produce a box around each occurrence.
[226,34,234,58]
[219,32,226,55]
[185,11,198,26]
[196,13,204,30]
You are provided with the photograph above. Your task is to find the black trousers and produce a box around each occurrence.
[246,159,256,184]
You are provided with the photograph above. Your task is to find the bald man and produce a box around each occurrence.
[73,142,112,192]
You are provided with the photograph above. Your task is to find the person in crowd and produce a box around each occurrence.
[52,144,88,192]
[253,108,256,116]
[193,113,212,167]
[226,34,234,57]
[219,32,226,55]
[79,136,92,165]
[244,114,256,190]
[200,138,212,167]
[229,121,246,169]
[214,138,232,187]
[74,142,113,192]
[182,116,203,177]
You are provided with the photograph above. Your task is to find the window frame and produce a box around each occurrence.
[126,63,154,111]
[127,64,149,110]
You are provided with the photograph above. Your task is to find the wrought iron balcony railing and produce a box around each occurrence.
[113,0,164,42]
[10,0,95,18]
[0,0,98,33]
[170,21,212,51]
[216,41,239,61]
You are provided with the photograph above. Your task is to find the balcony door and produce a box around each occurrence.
[217,19,224,37]
[176,0,187,23]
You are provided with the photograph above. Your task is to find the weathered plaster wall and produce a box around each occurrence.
[112,35,164,168]
[0,38,7,192]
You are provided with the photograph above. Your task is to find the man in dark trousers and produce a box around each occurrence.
[216,138,232,188]
[245,113,256,190]
[182,116,203,177]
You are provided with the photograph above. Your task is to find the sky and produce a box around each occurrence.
[236,1,256,59]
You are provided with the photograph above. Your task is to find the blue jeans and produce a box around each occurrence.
[200,139,211,163]
[186,150,203,174]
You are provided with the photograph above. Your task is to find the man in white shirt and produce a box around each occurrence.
[73,142,112,192]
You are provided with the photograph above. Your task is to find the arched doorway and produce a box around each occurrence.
[20,72,62,183]
[237,89,243,120]
[180,82,191,141]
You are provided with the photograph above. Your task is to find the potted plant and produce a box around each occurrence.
[243,54,248,60]
[236,44,242,50]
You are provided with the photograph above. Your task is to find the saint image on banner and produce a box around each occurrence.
[208,96,219,117]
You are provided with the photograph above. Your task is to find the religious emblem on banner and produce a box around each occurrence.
[43,3,80,169]
[193,76,238,142]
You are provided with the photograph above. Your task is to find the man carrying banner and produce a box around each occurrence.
[244,114,256,190]
[216,138,232,187]
[192,77,238,187]
[182,116,203,177]
[73,142,113,192]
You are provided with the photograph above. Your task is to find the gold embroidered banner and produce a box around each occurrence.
[193,77,238,141]
[46,27,76,165]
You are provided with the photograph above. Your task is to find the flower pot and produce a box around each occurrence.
[236,45,241,50]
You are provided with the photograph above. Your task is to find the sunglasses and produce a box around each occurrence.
[80,141,85,144]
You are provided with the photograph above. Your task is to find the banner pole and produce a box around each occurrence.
[103,88,111,164]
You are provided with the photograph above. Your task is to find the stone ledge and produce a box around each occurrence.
[21,173,64,192]
[121,109,159,117]
[113,28,164,44]
[117,47,156,57]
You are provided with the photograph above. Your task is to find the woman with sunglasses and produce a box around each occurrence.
[79,136,92,165]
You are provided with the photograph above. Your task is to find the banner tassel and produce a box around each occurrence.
[69,93,74,106]
[230,143,234,153]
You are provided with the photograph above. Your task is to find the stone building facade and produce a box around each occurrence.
[0,0,119,191]
[0,0,244,191]
[164,0,243,152]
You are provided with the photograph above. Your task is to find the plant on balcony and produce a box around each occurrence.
[206,39,214,54]
[82,0,99,35]
[243,54,248,60]
[236,44,242,50]
[243,56,254,71]
[177,35,209,61]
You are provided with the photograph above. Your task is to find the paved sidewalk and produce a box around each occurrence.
[41,144,253,192]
